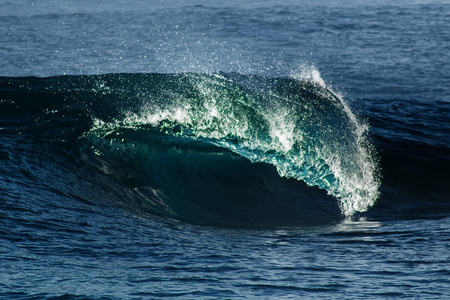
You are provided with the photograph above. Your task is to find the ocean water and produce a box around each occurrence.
[1,0,449,299]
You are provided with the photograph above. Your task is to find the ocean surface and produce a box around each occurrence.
[1,0,449,299]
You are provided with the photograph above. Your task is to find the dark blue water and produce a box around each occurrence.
[1,0,449,299]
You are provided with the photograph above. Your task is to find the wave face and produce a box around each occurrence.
[0,72,380,227]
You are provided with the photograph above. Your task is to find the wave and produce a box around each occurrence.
[4,72,446,227]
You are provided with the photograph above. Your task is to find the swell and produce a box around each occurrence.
[3,73,447,226]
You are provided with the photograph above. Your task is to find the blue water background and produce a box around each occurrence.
[1,0,449,299]
[2,0,450,101]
